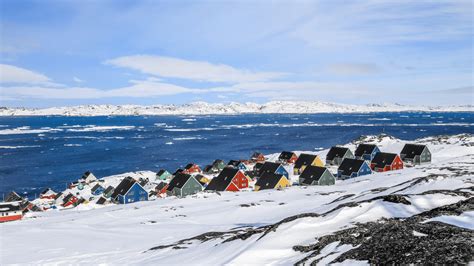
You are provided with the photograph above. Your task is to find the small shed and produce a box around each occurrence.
[326,147,354,165]
[299,166,335,186]
[400,144,431,165]
[337,158,372,179]
[96,197,107,205]
[254,172,290,191]
[370,152,403,172]
[293,153,324,175]
[166,173,203,198]
[354,144,380,161]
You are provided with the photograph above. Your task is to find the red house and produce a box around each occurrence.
[370,152,404,172]
[62,193,78,207]
[278,151,298,164]
[183,163,201,174]
[0,202,23,223]
[205,168,250,192]
[39,188,57,200]
[155,182,169,197]
[251,152,265,163]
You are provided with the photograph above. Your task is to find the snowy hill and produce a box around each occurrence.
[1,101,473,116]
[0,134,473,264]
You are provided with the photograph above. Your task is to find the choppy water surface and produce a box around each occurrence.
[0,112,472,198]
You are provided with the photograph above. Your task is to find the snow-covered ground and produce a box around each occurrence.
[1,101,473,116]
[0,134,472,264]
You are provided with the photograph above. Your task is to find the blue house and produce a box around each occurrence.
[257,162,289,179]
[337,158,372,179]
[354,144,380,161]
[227,160,248,171]
[91,184,105,196]
[111,177,148,204]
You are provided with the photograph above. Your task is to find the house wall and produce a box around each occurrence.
[119,183,148,204]
[275,166,289,178]
[357,162,372,177]
[232,171,249,189]
[276,177,291,189]
[181,177,203,197]
[420,148,432,163]
[318,171,336,185]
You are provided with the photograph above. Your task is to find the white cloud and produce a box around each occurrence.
[327,63,380,75]
[73,76,84,83]
[0,64,51,84]
[104,55,288,83]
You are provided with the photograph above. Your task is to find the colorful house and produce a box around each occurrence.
[79,171,97,184]
[293,153,324,175]
[62,193,79,207]
[0,202,23,223]
[251,152,265,163]
[203,165,217,174]
[111,176,149,204]
[39,188,57,200]
[103,186,115,198]
[278,151,298,164]
[326,147,355,165]
[166,173,203,198]
[183,163,201,174]
[205,168,250,192]
[155,182,169,196]
[91,184,105,196]
[370,152,404,172]
[212,159,226,171]
[400,144,431,165]
[227,160,248,171]
[156,169,172,181]
[254,172,290,191]
[337,158,372,179]
[299,166,336,186]
[354,144,380,161]
[257,162,289,179]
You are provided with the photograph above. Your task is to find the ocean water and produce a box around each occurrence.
[0,112,472,198]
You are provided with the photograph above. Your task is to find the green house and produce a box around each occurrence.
[400,144,431,165]
[156,169,172,181]
[326,146,354,165]
[299,166,336,186]
[166,173,203,198]
[212,159,226,170]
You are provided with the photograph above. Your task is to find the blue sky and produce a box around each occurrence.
[0,0,472,107]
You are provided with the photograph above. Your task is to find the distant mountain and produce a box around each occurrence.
[1,101,472,116]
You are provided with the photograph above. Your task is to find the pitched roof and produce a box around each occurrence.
[103,186,114,195]
[91,183,104,193]
[63,193,76,203]
[258,162,282,176]
[155,182,168,191]
[173,168,184,175]
[255,172,284,190]
[5,191,23,202]
[212,159,224,166]
[371,152,398,168]
[111,177,136,199]
[96,197,107,205]
[251,152,263,158]
[185,163,197,170]
[326,146,350,160]
[355,144,378,157]
[401,144,427,158]
[338,158,366,176]
[40,188,55,196]
[54,192,63,200]
[294,153,317,169]
[203,165,214,173]
[279,151,296,160]
[299,166,328,184]
[253,162,264,171]
[205,168,239,191]
[157,169,169,176]
[227,160,241,167]
[0,202,21,212]
[167,173,193,191]
[80,171,95,180]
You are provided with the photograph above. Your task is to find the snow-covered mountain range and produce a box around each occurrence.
[1,134,473,264]
[1,101,473,116]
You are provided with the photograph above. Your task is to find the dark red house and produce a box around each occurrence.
[183,163,201,174]
[205,168,250,192]
[62,193,78,207]
[370,152,404,172]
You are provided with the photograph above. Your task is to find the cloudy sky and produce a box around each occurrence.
[0,0,472,107]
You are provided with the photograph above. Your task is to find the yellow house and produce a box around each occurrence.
[254,172,291,191]
[293,154,324,175]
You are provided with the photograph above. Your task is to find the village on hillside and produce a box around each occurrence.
[0,138,432,223]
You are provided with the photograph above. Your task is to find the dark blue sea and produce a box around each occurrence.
[0,112,472,198]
